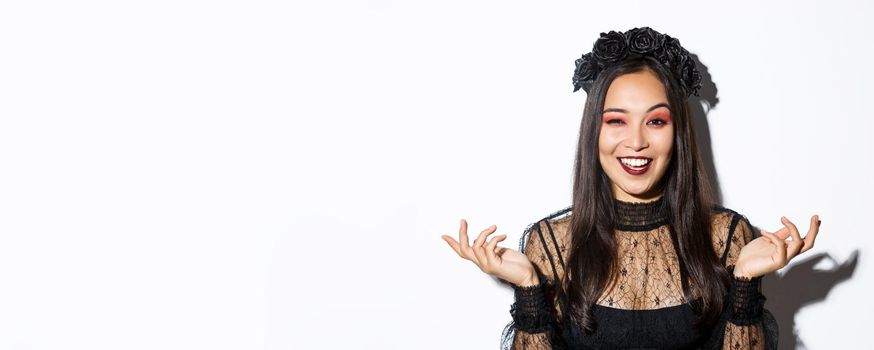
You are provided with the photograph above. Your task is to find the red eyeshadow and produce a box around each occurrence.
[651,111,672,122]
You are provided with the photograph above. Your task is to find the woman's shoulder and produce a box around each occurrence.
[709,204,757,250]
[531,206,573,233]
[710,204,752,231]
[520,206,573,250]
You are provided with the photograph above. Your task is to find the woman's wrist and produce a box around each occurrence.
[517,273,541,288]
[732,265,754,279]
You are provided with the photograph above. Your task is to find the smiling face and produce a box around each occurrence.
[598,68,674,202]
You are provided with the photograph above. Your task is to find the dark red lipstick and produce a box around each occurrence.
[618,157,652,175]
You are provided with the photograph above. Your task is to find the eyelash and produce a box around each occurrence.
[604,118,668,126]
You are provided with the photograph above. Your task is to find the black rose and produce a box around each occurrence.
[626,27,663,54]
[658,35,684,67]
[572,53,599,92]
[679,59,702,96]
[592,31,628,63]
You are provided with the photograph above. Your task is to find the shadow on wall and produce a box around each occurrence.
[689,54,860,350]
[762,250,859,350]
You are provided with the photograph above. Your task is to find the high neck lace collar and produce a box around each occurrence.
[613,196,669,232]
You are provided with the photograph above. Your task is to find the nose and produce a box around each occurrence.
[625,124,648,151]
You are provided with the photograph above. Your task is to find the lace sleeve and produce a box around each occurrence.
[500,220,567,350]
[706,213,778,350]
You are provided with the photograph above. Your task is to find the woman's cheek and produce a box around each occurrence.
[656,128,674,150]
[600,130,623,145]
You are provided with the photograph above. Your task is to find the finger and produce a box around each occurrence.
[785,233,805,260]
[459,219,471,249]
[472,225,497,267]
[441,235,465,259]
[471,225,496,264]
[781,216,805,259]
[458,219,478,263]
[763,232,787,265]
[772,227,791,240]
[800,214,821,254]
[483,234,507,267]
[474,224,497,248]
[781,216,801,243]
[487,234,507,252]
[471,231,491,272]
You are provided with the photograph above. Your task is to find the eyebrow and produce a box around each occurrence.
[602,102,671,115]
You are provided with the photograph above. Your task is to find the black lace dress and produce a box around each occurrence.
[501,197,778,349]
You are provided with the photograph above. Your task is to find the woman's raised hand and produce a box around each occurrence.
[442,219,540,287]
[734,215,822,278]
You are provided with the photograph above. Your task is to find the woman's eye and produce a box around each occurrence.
[605,119,624,125]
[648,119,667,126]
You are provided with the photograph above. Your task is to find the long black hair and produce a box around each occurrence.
[564,55,728,333]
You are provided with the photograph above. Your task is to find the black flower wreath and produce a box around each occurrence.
[572,27,702,97]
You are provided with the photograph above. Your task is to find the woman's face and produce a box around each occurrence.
[598,68,674,202]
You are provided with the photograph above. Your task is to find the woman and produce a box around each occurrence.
[441,27,821,349]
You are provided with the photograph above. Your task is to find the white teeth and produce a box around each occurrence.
[620,158,651,167]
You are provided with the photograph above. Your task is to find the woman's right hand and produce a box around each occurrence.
[441,219,540,287]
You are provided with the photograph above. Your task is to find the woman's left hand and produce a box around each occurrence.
[734,215,821,278]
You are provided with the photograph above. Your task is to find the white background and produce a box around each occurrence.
[0,1,871,349]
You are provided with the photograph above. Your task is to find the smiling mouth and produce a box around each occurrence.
[618,157,652,175]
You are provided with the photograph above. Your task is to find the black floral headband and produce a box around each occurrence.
[572,27,702,97]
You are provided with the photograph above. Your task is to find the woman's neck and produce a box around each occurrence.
[612,195,669,231]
